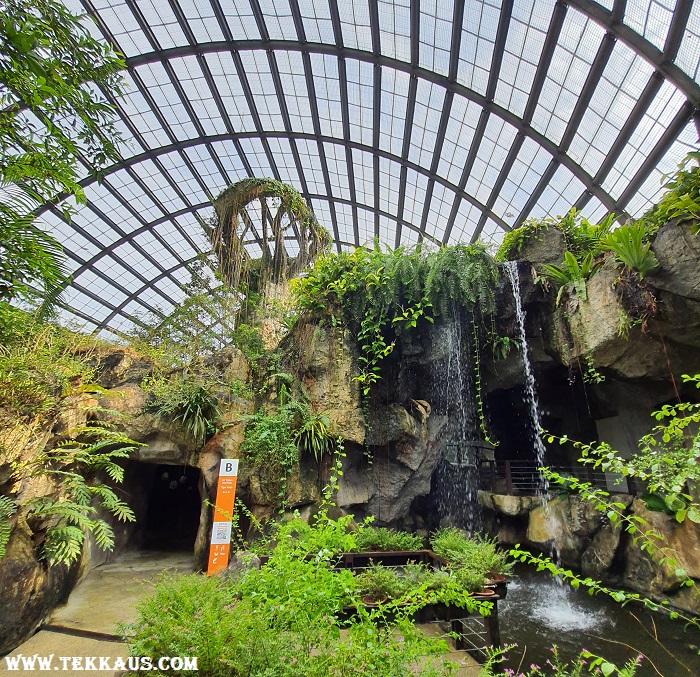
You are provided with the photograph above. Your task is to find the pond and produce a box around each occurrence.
[497,567,700,677]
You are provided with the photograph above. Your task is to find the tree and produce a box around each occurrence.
[0,0,125,312]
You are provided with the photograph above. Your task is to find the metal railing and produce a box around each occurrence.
[479,459,643,496]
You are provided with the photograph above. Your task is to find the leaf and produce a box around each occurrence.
[601,661,616,676]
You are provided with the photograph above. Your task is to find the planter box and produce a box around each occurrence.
[257,548,507,654]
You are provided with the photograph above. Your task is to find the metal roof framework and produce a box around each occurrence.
[40,0,700,339]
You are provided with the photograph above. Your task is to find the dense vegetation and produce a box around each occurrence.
[0,0,125,313]
[293,241,498,395]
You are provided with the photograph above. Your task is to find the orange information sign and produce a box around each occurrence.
[207,458,239,576]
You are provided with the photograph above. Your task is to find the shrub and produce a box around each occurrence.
[143,375,222,446]
[354,526,424,552]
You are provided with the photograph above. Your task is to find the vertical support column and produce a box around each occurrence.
[482,600,501,648]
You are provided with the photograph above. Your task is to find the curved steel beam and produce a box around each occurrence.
[69,192,445,294]
[121,41,641,217]
[73,132,512,233]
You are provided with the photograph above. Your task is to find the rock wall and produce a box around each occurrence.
[479,490,700,614]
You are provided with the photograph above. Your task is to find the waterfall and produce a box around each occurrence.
[432,303,482,533]
[503,261,548,495]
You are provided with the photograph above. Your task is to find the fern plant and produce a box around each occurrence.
[600,223,659,279]
[0,495,17,558]
[538,251,602,304]
[9,420,140,566]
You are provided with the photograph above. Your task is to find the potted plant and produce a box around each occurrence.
[356,562,405,605]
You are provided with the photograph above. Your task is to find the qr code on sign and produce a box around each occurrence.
[211,521,232,544]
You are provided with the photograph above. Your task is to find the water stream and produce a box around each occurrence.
[504,261,548,494]
[432,306,481,533]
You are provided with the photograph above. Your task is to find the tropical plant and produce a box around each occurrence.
[430,528,513,581]
[0,0,125,311]
[354,526,424,552]
[600,223,658,279]
[143,375,222,446]
[294,410,333,462]
[4,420,138,566]
[292,242,497,397]
[636,152,700,233]
[356,561,407,601]
[537,251,602,304]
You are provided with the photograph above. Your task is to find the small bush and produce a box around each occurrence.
[354,526,424,552]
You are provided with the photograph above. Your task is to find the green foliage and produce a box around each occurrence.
[600,223,658,279]
[0,496,17,558]
[537,251,602,304]
[6,420,139,566]
[430,528,513,582]
[0,304,99,419]
[354,526,424,552]
[481,644,640,677]
[239,387,334,503]
[292,242,497,395]
[356,561,406,600]
[126,569,459,677]
[636,152,700,233]
[0,0,125,311]
[143,375,222,446]
[125,506,491,676]
[231,323,266,365]
[294,410,332,462]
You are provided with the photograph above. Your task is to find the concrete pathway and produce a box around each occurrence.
[1,551,193,676]
[49,550,193,637]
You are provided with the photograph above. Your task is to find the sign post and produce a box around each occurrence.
[206,458,238,576]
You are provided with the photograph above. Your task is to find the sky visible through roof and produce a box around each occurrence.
[38,0,700,340]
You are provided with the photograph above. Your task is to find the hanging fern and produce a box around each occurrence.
[0,495,17,558]
[292,242,498,397]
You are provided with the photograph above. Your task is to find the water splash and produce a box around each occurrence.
[503,575,613,634]
[504,260,548,495]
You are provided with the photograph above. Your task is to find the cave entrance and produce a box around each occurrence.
[141,464,202,551]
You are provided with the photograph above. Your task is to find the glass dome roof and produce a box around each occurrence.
[43,0,699,339]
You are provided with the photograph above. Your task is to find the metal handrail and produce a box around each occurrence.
[479,459,643,496]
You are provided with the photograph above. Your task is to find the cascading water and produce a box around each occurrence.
[504,260,548,495]
[431,303,482,533]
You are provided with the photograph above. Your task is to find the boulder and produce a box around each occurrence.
[581,523,622,579]
[0,519,81,654]
[622,499,700,608]
[513,226,567,265]
[651,220,700,301]
[527,495,605,567]
[296,322,365,445]
[478,490,545,517]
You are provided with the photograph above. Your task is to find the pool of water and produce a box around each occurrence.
[497,567,700,677]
